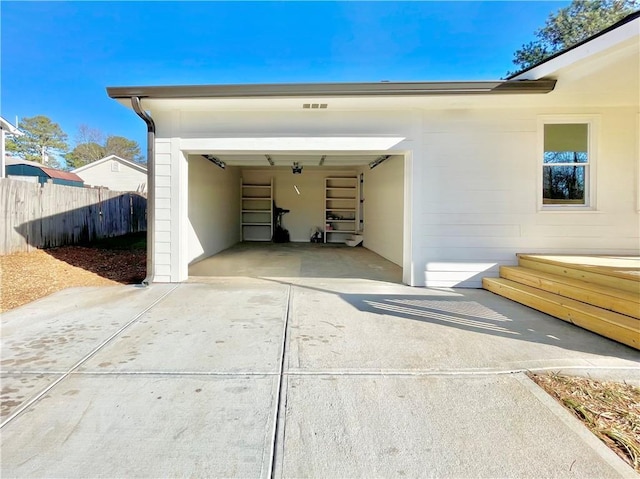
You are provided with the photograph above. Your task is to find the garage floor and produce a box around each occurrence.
[188,242,403,283]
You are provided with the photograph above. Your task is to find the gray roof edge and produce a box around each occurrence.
[106,80,556,100]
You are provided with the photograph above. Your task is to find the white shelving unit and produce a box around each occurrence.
[324,176,359,243]
[241,178,273,241]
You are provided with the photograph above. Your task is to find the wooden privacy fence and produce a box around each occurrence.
[0,178,147,254]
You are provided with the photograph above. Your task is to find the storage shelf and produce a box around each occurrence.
[241,177,273,242]
[324,176,358,244]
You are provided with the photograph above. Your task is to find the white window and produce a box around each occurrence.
[111,161,120,172]
[539,117,597,209]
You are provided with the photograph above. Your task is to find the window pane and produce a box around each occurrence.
[543,165,585,204]
[544,151,588,164]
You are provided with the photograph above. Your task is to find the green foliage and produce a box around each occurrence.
[65,142,106,169]
[65,124,105,168]
[8,118,144,170]
[509,0,639,75]
[104,135,144,163]
[64,127,144,168]
[6,115,68,168]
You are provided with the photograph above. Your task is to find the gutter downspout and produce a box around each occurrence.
[131,97,155,286]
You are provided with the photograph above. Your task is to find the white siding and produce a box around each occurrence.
[412,107,639,287]
[152,105,638,286]
[74,159,146,192]
[154,139,172,282]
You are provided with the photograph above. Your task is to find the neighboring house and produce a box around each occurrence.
[72,155,147,193]
[5,157,84,187]
[0,117,23,179]
[107,12,640,286]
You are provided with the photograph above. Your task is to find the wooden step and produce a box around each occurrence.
[483,277,639,350]
[517,254,640,294]
[500,266,640,319]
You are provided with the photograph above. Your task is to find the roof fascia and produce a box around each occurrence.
[107,80,556,101]
[509,12,640,80]
[72,156,112,172]
[0,117,23,135]
[72,155,147,173]
[112,155,147,173]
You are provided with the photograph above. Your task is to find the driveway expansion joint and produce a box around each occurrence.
[266,284,292,479]
[0,284,180,430]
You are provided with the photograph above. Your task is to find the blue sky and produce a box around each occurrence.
[1,1,568,158]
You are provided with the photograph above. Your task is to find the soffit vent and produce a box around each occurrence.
[303,103,328,109]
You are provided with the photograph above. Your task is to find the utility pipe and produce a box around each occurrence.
[131,97,156,286]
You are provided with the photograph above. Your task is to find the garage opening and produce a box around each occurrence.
[186,153,405,282]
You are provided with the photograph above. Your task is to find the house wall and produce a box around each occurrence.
[361,156,404,266]
[187,156,240,264]
[151,104,638,286]
[415,106,640,287]
[151,108,418,283]
[76,159,146,192]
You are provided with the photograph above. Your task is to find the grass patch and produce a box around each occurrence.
[85,232,147,251]
[529,372,640,472]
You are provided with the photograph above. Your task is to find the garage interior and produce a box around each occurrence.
[186,152,405,281]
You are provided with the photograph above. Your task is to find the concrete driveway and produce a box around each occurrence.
[1,277,638,478]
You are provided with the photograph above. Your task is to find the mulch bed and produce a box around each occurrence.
[0,246,145,313]
[530,372,640,472]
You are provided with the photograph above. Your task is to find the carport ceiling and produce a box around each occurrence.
[207,153,400,167]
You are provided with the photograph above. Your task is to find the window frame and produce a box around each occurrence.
[537,115,599,211]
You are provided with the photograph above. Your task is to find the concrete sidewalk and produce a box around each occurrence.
[1,279,638,478]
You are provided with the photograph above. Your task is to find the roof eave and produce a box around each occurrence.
[72,155,147,174]
[106,80,556,101]
[508,10,640,80]
[0,117,23,136]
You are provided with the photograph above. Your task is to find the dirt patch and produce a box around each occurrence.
[530,372,640,473]
[1,244,145,313]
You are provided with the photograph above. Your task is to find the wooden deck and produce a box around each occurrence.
[483,254,640,350]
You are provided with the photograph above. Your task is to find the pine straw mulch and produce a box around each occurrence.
[0,243,146,313]
[529,372,640,473]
